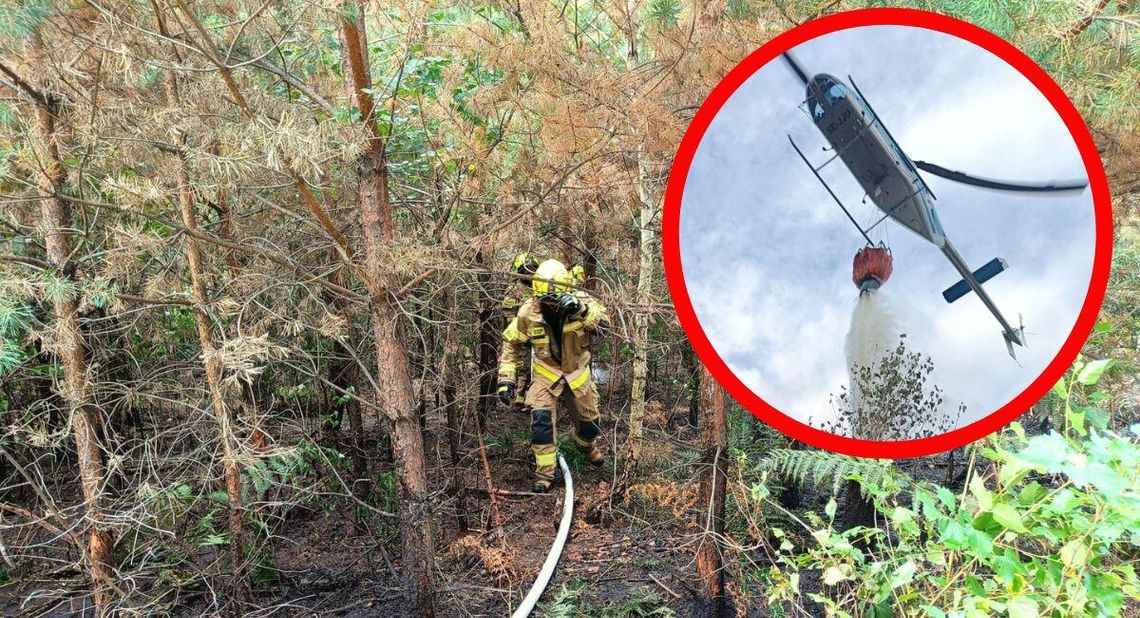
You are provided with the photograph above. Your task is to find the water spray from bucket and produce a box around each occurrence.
[846,245,900,416]
[838,247,964,440]
[845,290,901,425]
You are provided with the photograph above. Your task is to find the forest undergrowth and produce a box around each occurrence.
[1,0,1137,616]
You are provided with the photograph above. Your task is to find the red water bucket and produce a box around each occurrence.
[853,244,893,290]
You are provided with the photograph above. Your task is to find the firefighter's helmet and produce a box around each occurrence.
[570,264,586,284]
[512,252,540,276]
[532,259,572,296]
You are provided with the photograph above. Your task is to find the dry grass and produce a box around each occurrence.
[448,535,518,582]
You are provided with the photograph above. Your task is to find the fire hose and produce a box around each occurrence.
[511,454,574,618]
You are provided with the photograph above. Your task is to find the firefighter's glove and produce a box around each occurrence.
[497,382,516,406]
[556,293,585,319]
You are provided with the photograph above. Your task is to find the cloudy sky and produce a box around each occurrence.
[679,26,1096,430]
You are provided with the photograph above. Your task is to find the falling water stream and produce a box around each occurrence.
[845,290,901,381]
[842,290,901,437]
[841,289,963,439]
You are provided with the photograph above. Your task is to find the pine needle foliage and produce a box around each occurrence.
[0,0,55,38]
[0,0,1134,613]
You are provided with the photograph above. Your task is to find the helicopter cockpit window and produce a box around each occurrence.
[812,102,825,118]
[929,206,946,237]
[825,83,846,104]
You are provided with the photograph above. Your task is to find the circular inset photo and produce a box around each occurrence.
[664,10,1111,456]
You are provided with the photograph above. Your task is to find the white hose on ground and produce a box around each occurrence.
[511,454,574,618]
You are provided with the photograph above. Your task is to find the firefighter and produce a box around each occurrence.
[497,259,607,493]
[570,264,586,286]
[502,252,540,410]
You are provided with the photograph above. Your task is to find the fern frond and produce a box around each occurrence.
[759,448,907,496]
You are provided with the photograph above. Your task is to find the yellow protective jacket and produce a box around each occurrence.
[499,292,607,390]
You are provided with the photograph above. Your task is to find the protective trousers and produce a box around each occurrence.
[526,374,602,482]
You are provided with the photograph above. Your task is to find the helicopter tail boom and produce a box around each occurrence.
[914,160,1088,194]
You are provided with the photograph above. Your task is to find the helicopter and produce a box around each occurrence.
[781,51,1088,360]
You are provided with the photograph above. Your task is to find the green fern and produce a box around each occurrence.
[541,581,586,618]
[602,592,675,617]
[759,448,906,495]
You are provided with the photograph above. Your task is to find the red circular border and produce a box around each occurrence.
[663,8,1113,458]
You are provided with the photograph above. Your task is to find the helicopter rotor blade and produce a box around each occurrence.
[782,52,810,86]
[913,160,1087,194]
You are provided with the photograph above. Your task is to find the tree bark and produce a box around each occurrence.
[339,5,436,613]
[623,4,659,469]
[439,288,469,534]
[443,388,469,534]
[359,165,437,614]
[683,341,699,428]
[696,362,729,617]
[30,72,115,617]
[174,135,249,599]
[154,10,249,594]
[474,250,499,432]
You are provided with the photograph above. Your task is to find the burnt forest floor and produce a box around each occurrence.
[237,397,717,617]
[5,387,1131,616]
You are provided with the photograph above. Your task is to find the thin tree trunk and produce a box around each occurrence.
[443,387,469,534]
[329,345,369,505]
[206,188,268,450]
[683,341,699,428]
[695,363,729,617]
[474,250,499,431]
[439,289,469,534]
[580,222,600,290]
[360,188,436,615]
[474,416,506,544]
[624,5,659,469]
[155,9,248,595]
[327,253,370,501]
[25,61,114,614]
[174,135,249,599]
[341,361,369,493]
[339,6,436,613]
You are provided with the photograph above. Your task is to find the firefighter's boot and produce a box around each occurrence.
[573,412,604,467]
[574,434,605,467]
[583,444,606,467]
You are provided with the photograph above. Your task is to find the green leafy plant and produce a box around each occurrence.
[756,362,1140,617]
[1051,355,1116,436]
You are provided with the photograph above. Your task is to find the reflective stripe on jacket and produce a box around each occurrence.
[498,292,606,387]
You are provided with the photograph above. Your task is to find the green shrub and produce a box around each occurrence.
[755,362,1140,616]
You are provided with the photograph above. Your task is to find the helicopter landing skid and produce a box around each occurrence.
[788,134,873,245]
